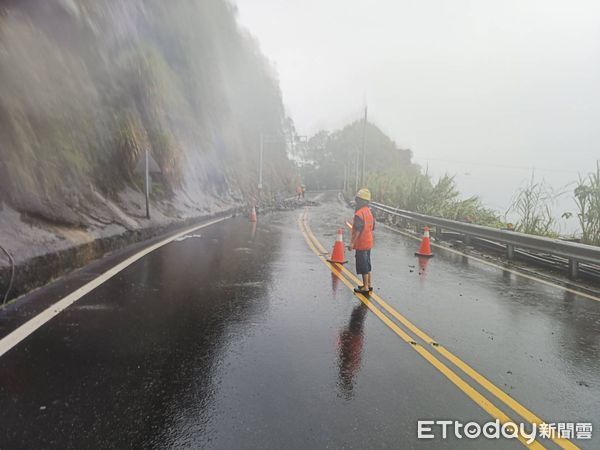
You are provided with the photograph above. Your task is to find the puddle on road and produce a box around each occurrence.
[71,304,113,311]
[174,234,202,242]
[216,281,264,288]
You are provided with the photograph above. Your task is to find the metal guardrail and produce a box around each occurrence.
[370,201,600,279]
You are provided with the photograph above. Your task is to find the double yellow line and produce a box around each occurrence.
[299,210,578,450]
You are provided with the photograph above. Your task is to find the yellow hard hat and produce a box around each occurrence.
[356,188,371,201]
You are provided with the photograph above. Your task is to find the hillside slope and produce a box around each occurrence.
[0,0,294,298]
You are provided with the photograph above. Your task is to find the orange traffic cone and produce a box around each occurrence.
[249,206,257,222]
[327,228,348,264]
[415,226,434,257]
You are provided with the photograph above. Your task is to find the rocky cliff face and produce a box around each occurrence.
[0,0,295,297]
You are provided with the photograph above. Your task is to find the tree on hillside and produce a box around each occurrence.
[298,120,501,226]
[296,121,419,191]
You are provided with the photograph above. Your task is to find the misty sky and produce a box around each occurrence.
[235,0,600,228]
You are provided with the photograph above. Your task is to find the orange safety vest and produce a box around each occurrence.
[353,206,374,250]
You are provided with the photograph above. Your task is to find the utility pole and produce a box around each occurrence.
[258,133,264,191]
[135,149,160,219]
[360,105,368,187]
[144,148,150,219]
[354,145,359,193]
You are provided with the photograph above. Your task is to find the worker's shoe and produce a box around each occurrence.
[354,287,371,295]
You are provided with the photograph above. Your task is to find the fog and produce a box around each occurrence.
[235,0,600,232]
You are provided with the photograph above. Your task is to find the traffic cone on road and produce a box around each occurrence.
[249,206,257,222]
[415,227,434,257]
[327,228,348,264]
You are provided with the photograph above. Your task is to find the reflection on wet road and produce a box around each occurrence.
[337,304,368,399]
[0,192,598,449]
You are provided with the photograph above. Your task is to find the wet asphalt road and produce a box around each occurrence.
[0,192,599,449]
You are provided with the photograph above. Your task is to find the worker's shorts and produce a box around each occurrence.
[355,249,372,275]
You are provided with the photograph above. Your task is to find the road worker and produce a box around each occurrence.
[296,185,302,200]
[348,188,375,294]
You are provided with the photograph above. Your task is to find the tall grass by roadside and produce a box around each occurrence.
[574,163,600,246]
[365,172,502,227]
[507,176,562,237]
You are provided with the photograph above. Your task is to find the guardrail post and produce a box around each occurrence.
[434,226,442,240]
[568,258,579,279]
[464,234,471,245]
[506,244,515,260]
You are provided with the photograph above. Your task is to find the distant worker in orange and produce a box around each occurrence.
[348,188,375,294]
[296,185,302,200]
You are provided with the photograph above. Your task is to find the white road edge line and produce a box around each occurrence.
[382,222,600,303]
[0,215,231,358]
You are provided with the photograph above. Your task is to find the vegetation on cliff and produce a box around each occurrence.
[0,0,294,226]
